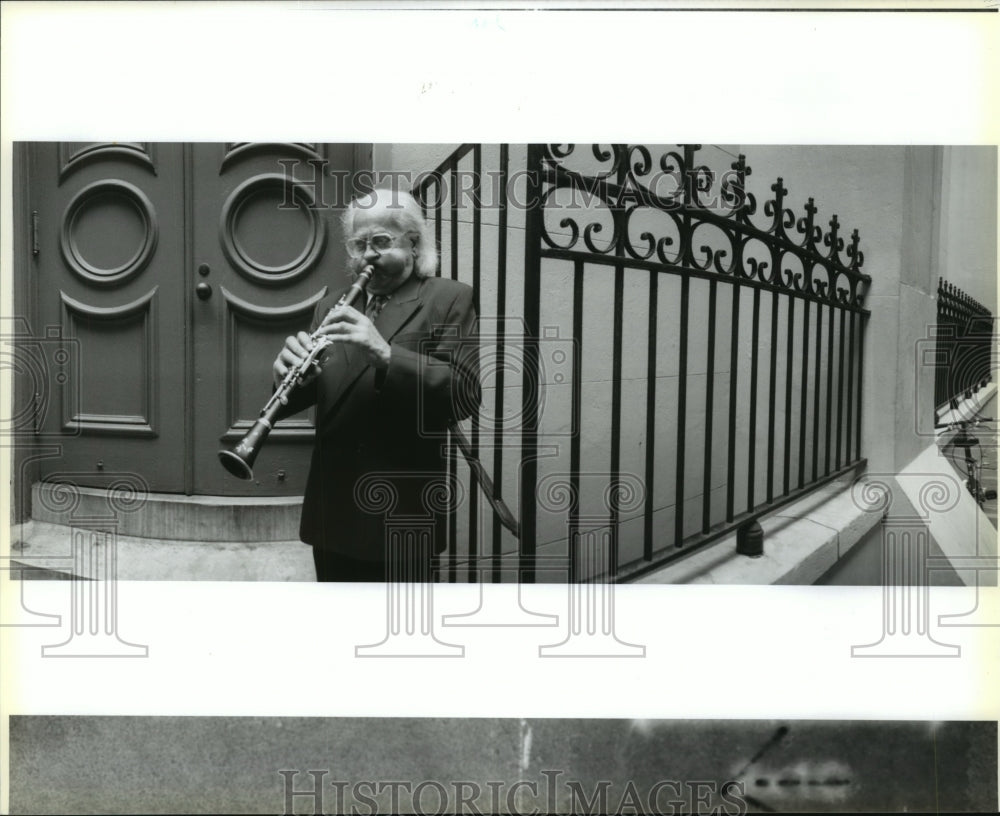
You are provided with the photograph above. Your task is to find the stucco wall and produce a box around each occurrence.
[741,145,997,472]
[939,146,998,311]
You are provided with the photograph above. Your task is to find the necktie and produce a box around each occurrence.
[366,294,387,322]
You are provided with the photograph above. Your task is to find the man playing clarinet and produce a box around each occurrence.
[272,189,481,582]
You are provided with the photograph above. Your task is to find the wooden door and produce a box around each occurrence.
[190,143,358,496]
[28,142,360,497]
[29,142,187,492]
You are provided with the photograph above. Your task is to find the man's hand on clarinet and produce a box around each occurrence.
[273,331,321,389]
[314,305,392,370]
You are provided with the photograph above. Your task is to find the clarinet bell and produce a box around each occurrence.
[218,411,276,480]
[218,448,255,481]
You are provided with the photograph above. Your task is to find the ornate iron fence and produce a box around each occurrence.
[935,278,994,412]
[414,144,871,582]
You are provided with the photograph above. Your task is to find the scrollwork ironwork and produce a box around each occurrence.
[534,144,871,312]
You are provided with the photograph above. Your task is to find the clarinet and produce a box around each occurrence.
[218,266,373,480]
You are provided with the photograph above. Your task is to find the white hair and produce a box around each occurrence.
[341,189,438,277]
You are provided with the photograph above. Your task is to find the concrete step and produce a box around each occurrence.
[9,520,314,581]
[31,481,302,543]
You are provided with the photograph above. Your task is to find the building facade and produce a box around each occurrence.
[9,142,998,584]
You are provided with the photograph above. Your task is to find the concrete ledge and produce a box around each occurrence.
[31,482,302,542]
[635,477,885,585]
[9,520,314,581]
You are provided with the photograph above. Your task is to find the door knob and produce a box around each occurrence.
[195,282,213,301]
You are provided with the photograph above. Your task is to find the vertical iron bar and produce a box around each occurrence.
[434,179,442,274]
[798,298,810,488]
[519,144,544,583]
[812,301,823,482]
[472,146,482,314]
[702,279,717,534]
[674,276,690,546]
[491,144,509,583]
[467,145,482,582]
[448,164,458,580]
[856,315,865,462]
[644,272,658,560]
[570,260,584,582]
[766,289,779,504]
[783,296,795,496]
[726,284,741,522]
[610,263,624,577]
[836,306,846,470]
[747,287,761,512]
[450,165,459,281]
[846,309,856,464]
[426,175,450,579]
[609,148,629,577]
[825,301,835,475]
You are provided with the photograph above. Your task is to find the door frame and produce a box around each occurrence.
[11,142,37,522]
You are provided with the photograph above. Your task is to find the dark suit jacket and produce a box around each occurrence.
[277,274,480,561]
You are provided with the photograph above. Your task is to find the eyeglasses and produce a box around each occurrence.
[344,233,401,259]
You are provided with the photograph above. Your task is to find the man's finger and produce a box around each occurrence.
[328,305,363,323]
[284,335,309,358]
[314,321,362,338]
[321,328,358,342]
[279,348,306,367]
